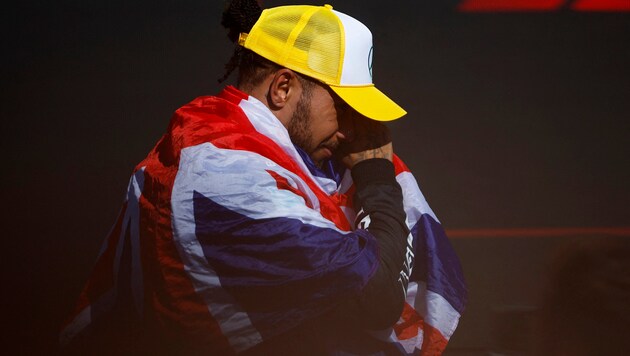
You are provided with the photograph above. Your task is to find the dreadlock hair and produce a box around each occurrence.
[219,0,281,91]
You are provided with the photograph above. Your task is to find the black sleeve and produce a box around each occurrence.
[342,158,411,330]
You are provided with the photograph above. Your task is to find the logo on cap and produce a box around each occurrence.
[368,46,374,80]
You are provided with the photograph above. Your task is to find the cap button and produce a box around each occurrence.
[324,4,333,10]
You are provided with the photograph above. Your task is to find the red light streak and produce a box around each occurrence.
[445,227,630,238]
[457,0,630,12]
[458,0,566,12]
[571,0,630,11]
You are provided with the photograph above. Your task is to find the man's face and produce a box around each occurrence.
[288,81,349,167]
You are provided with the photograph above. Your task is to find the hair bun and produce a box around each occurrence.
[221,0,263,43]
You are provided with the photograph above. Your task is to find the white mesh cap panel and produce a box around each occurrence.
[333,10,374,86]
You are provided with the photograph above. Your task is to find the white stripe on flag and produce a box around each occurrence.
[175,143,344,231]
[396,171,439,227]
[409,281,462,340]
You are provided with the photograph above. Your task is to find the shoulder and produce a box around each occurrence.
[167,93,257,153]
[174,86,251,124]
[174,94,249,127]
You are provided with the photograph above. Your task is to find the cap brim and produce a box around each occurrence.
[329,85,406,122]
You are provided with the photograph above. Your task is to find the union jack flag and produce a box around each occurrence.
[61,86,466,355]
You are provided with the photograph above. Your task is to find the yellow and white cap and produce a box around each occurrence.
[238,4,406,121]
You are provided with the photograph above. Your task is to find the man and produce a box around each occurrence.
[61,2,466,355]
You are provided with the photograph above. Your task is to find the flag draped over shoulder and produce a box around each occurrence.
[381,158,468,355]
[61,86,466,355]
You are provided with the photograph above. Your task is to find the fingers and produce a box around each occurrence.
[338,112,391,152]
[336,111,394,168]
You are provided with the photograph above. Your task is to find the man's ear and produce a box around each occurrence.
[267,68,299,110]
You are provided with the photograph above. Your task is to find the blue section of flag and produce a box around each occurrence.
[294,144,345,186]
[192,190,380,338]
[410,214,467,314]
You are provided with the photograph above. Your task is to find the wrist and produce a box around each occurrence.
[351,159,397,190]
[340,143,393,168]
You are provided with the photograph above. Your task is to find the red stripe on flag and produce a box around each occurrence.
[136,152,234,352]
[446,227,630,238]
[571,0,630,11]
[394,303,449,355]
[458,0,566,12]
[393,155,411,175]
[266,169,314,209]
[420,322,449,356]
[394,302,424,340]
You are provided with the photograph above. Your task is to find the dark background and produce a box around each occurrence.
[3,0,629,354]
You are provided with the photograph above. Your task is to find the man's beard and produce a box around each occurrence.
[287,92,314,156]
